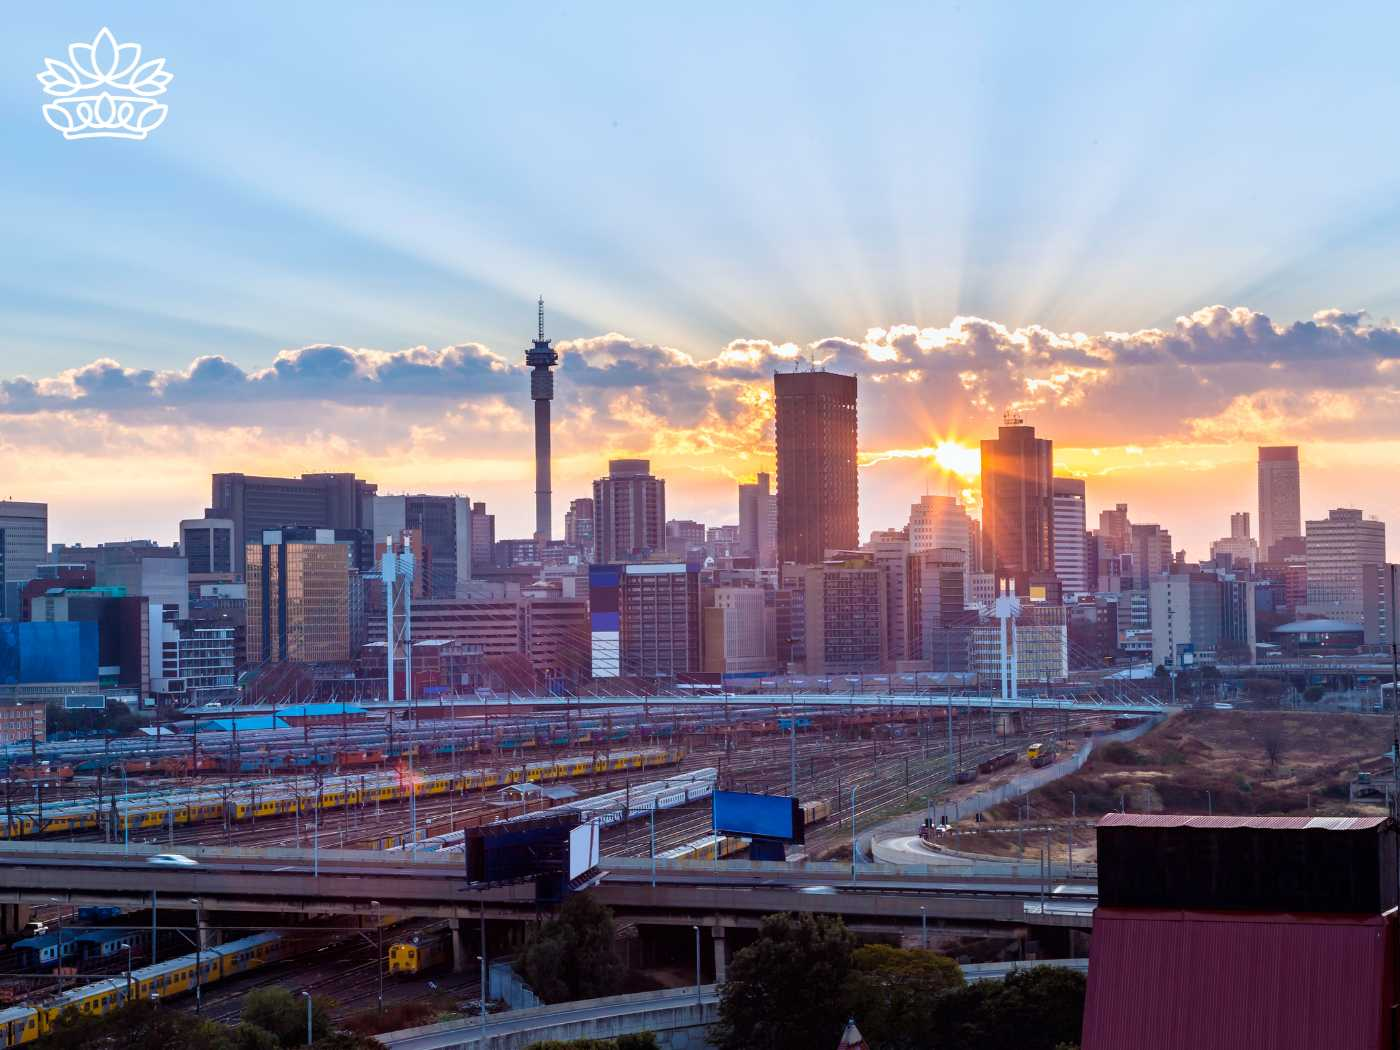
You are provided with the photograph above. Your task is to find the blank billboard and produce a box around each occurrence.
[713,790,803,843]
[568,821,600,881]
[465,816,577,884]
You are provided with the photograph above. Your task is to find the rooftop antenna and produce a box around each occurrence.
[538,296,545,342]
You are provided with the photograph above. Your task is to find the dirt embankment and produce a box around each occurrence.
[994,709,1395,822]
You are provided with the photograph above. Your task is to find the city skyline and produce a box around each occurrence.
[4,6,1400,555]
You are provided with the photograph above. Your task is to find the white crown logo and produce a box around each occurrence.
[36,27,172,141]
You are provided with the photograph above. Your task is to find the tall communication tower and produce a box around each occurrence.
[526,297,559,544]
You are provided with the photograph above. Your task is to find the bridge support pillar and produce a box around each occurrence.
[196,907,213,950]
[449,917,466,974]
[712,924,728,984]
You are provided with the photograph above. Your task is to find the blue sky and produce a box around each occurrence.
[3,4,1400,550]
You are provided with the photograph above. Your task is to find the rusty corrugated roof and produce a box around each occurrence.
[1081,907,1394,1050]
[1096,813,1390,831]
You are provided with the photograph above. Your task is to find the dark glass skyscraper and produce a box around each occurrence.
[980,416,1054,580]
[774,370,859,566]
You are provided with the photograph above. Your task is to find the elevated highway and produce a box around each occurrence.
[0,841,1094,932]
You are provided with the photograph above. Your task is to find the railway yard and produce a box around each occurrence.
[0,698,1130,1043]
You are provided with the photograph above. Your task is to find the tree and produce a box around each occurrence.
[1261,720,1285,771]
[241,987,332,1048]
[35,1001,237,1050]
[526,1037,660,1050]
[310,1035,387,1050]
[843,945,965,1050]
[519,894,626,1004]
[713,913,856,1050]
[232,1025,283,1050]
[927,966,1086,1050]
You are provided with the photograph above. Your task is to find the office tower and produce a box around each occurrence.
[1211,511,1259,568]
[208,472,376,574]
[867,536,911,663]
[665,519,706,557]
[1096,503,1132,562]
[1258,446,1302,560]
[564,498,596,561]
[526,298,559,544]
[1302,508,1386,621]
[180,518,236,576]
[702,587,777,680]
[774,370,859,565]
[979,415,1053,579]
[609,563,703,678]
[1150,573,1257,668]
[1362,563,1400,647]
[798,552,887,674]
[908,495,975,561]
[469,502,495,571]
[0,501,47,618]
[738,472,778,568]
[1130,522,1173,587]
[908,547,971,670]
[592,459,665,563]
[246,528,353,663]
[372,495,472,598]
[971,602,1069,685]
[1051,477,1088,593]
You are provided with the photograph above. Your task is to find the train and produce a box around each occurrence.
[0,748,685,840]
[977,750,1019,776]
[800,798,832,826]
[388,928,451,976]
[0,931,287,1047]
[656,834,748,862]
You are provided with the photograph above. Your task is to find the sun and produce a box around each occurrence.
[931,440,980,479]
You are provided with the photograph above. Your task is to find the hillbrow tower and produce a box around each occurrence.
[526,296,559,544]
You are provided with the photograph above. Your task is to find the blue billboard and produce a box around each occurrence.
[712,790,803,843]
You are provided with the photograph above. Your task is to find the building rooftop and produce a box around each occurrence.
[1271,619,1364,634]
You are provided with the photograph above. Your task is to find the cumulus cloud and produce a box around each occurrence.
[2,305,1398,461]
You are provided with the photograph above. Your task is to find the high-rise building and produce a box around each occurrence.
[526,298,560,544]
[702,587,777,681]
[1361,563,1400,647]
[774,370,859,565]
[246,528,353,664]
[564,498,595,561]
[665,519,706,557]
[979,416,1053,580]
[908,495,975,561]
[1258,446,1302,561]
[1302,508,1386,621]
[372,495,472,598]
[0,501,47,618]
[208,472,376,574]
[469,502,495,571]
[180,518,236,577]
[1210,511,1258,569]
[738,472,778,568]
[618,563,703,678]
[592,459,665,563]
[908,547,971,670]
[1051,477,1088,593]
[867,537,911,663]
[797,552,887,674]
[1150,572,1257,668]
[1130,522,1174,588]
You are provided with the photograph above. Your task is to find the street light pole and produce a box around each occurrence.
[692,925,702,1007]
[920,906,927,950]
[50,899,64,993]
[190,898,202,1013]
[850,786,858,876]
[301,990,312,1046]
[371,900,383,1014]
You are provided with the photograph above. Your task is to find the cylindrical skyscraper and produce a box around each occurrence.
[526,297,558,544]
